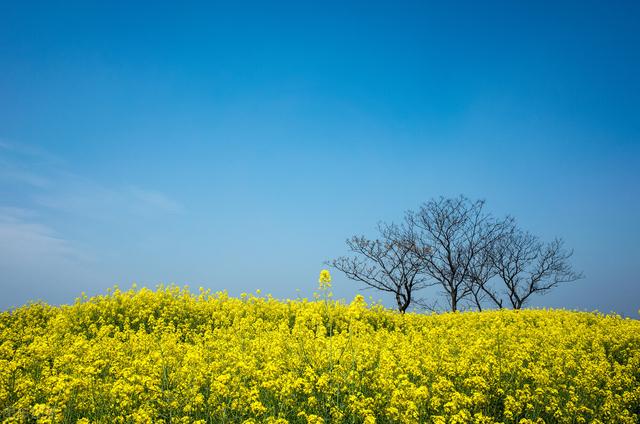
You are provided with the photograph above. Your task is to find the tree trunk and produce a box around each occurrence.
[396,292,411,313]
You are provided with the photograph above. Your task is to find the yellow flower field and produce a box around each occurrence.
[1,286,639,424]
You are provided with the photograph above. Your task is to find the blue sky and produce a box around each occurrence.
[1,1,638,315]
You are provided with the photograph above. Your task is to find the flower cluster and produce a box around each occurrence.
[1,285,639,423]
[318,270,332,290]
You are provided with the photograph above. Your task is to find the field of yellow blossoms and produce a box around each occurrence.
[1,283,639,423]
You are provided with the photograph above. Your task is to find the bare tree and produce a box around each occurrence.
[490,228,583,309]
[331,196,582,313]
[329,222,432,313]
[466,247,502,311]
[405,196,505,312]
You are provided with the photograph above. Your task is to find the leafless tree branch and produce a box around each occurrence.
[405,196,506,312]
[329,222,434,313]
[490,228,583,309]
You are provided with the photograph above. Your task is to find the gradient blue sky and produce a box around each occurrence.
[1,1,638,315]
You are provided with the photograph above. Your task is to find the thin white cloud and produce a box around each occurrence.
[0,208,86,269]
[0,162,51,188]
[0,141,185,308]
[32,181,185,218]
[0,206,39,220]
[1,141,184,217]
[0,140,61,188]
[0,138,65,165]
[1,211,69,253]
[0,207,99,308]
[128,186,185,214]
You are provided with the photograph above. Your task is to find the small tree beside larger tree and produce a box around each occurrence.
[489,227,583,309]
[329,222,434,313]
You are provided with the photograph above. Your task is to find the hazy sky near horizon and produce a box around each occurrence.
[1,1,639,315]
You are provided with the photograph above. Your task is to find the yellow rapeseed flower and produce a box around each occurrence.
[0,284,638,423]
[318,269,332,289]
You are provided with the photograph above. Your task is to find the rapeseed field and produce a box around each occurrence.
[1,282,639,423]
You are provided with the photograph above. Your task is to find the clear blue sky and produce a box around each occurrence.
[1,1,638,315]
